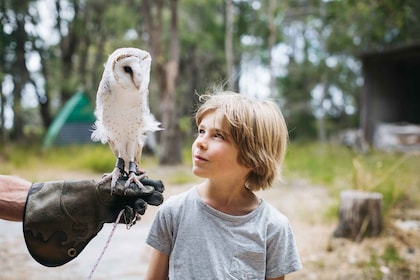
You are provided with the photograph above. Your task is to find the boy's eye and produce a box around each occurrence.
[215,133,225,139]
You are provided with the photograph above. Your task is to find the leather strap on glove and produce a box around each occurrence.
[23,178,164,267]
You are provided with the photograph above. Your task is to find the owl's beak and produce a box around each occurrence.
[133,75,142,90]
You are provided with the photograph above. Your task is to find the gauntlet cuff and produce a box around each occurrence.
[23,180,104,267]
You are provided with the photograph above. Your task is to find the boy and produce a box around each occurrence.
[146,92,302,279]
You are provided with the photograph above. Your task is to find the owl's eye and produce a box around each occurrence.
[123,66,133,74]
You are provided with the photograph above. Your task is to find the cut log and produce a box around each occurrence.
[333,190,383,241]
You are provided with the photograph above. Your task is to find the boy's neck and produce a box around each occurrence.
[197,181,260,216]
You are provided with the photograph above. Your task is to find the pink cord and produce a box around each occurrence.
[88,209,125,279]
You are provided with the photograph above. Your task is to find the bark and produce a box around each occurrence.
[0,1,5,143]
[55,0,80,104]
[267,0,278,97]
[0,85,4,143]
[225,0,234,90]
[35,48,53,129]
[143,0,182,165]
[334,190,383,241]
[11,14,29,140]
[159,0,181,165]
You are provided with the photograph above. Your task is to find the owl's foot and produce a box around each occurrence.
[124,161,154,194]
[97,158,125,194]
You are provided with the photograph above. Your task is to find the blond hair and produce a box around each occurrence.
[195,92,288,191]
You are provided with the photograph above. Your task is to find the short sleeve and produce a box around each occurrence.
[265,214,302,277]
[146,202,174,255]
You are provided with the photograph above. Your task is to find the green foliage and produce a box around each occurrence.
[0,143,199,185]
[286,111,318,140]
[351,153,419,212]
[40,145,163,173]
[382,243,402,265]
[284,142,355,185]
[1,140,418,217]
[2,0,420,145]
[364,253,383,279]
[153,165,198,186]
[0,144,42,169]
[1,141,418,230]
[1,144,121,174]
[363,242,408,279]
[284,142,420,214]
[325,0,420,52]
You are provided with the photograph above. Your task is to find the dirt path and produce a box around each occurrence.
[1,170,419,279]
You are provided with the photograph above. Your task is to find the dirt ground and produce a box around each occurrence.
[1,168,419,279]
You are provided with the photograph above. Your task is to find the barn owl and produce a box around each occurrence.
[91,47,161,192]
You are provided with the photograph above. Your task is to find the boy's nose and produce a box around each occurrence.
[195,138,208,150]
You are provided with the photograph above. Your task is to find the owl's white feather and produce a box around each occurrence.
[91,47,161,188]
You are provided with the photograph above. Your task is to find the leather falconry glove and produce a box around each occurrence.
[23,177,164,267]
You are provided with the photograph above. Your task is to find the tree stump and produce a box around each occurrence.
[333,190,383,241]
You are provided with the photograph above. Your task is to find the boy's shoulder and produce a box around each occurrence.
[159,186,197,210]
[259,200,291,227]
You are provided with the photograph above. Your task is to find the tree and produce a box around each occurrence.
[1,0,40,141]
[143,0,182,165]
[225,0,235,90]
[2,0,420,147]
[0,0,10,142]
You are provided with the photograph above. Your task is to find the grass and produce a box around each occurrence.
[283,142,420,215]
[1,142,418,279]
[284,142,355,186]
[0,143,197,185]
[1,141,419,211]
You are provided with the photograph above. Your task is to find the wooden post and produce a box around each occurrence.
[333,190,383,241]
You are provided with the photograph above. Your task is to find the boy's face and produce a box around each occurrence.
[192,110,252,182]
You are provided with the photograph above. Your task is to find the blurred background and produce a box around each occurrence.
[1,0,419,156]
[0,0,419,279]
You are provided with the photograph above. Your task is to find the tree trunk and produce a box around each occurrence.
[55,0,80,104]
[334,190,383,241]
[0,82,6,143]
[159,0,181,165]
[0,2,5,143]
[143,0,182,165]
[317,73,328,142]
[36,49,53,130]
[267,0,277,97]
[11,14,29,141]
[225,0,234,90]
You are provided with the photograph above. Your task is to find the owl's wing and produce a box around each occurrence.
[91,80,112,144]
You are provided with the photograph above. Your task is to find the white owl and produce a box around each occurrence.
[91,47,161,191]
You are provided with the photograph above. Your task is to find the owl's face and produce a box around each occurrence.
[110,48,152,92]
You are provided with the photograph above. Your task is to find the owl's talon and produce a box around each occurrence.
[97,165,124,195]
[124,171,153,195]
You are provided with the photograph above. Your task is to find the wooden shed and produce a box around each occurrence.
[359,43,420,151]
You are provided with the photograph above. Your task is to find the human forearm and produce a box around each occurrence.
[0,175,31,221]
[145,248,170,280]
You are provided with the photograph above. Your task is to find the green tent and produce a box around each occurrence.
[43,92,96,149]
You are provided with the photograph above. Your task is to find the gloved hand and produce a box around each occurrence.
[96,177,164,225]
[23,177,164,267]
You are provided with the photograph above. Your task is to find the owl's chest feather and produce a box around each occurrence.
[101,92,147,133]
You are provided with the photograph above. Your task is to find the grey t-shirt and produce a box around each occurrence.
[146,187,302,279]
